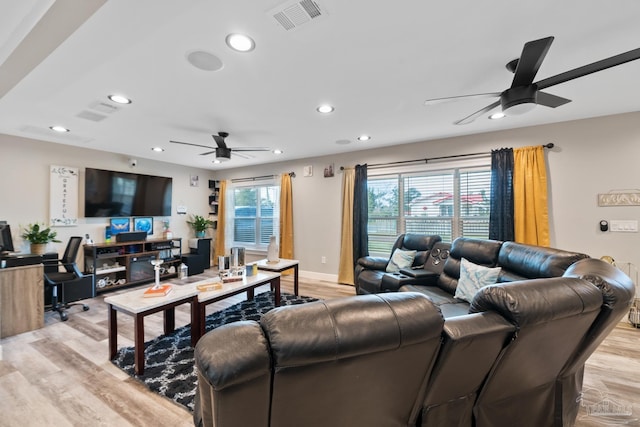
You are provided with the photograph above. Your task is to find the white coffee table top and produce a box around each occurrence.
[104,271,281,313]
[254,258,299,270]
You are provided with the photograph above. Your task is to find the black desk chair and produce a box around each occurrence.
[44,236,91,321]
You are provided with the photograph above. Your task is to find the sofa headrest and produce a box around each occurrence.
[401,234,442,251]
[469,277,603,326]
[261,292,444,367]
[450,237,502,267]
[563,258,635,310]
[498,241,589,279]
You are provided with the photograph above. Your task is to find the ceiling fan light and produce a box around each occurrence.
[504,102,537,115]
[489,112,505,120]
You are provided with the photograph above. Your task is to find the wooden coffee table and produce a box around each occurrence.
[105,271,281,375]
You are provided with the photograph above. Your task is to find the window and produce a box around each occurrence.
[367,166,491,255]
[231,184,279,249]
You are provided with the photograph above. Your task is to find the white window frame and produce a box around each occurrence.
[227,180,280,251]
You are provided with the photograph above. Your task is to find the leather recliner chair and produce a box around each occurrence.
[468,277,604,427]
[194,292,445,427]
[355,233,441,295]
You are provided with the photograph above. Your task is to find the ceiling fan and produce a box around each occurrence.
[170,132,270,161]
[425,36,640,125]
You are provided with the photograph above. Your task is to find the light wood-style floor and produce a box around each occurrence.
[0,275,638,427]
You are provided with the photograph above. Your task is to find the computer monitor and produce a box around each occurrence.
[0,223,15,254]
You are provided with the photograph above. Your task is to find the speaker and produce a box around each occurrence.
[115,231,148,242]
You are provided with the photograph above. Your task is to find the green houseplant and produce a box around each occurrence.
[186,214,215,238]
[21,222,61,254]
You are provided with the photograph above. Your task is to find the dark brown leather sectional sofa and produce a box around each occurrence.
[193,237,635,427]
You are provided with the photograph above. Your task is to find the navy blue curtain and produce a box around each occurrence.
[489,148,515,241]
[353,164,369,264]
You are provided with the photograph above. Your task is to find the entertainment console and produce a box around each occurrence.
[83,237,182,293]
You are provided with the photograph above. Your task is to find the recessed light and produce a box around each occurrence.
[225,33,255,52]
[151,147,165,152]
[316,104,334,114]
[49,125,69,132]
[108,94,132,104]
[357,135,371,141]
[273,149,284,155]
[489,112,505,120]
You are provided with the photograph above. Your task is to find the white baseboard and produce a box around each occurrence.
[299,269,339,283]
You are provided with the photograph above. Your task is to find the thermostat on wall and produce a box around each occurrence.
[177,205,187,215]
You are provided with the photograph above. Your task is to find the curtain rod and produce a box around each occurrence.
[231,171,296,183]
[340,143,554,171]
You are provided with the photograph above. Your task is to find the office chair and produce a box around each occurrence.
[44,236,91,321]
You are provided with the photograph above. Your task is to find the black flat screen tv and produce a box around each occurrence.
[84,168,172,217]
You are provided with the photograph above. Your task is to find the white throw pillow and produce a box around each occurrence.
[454,257,502,303]
[386,248,417,273]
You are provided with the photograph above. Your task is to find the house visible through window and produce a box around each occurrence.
[367,166,491,256]
[231,184,280,249]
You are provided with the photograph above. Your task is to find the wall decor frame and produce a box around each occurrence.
[50,165,78,226]
[597,191,640,206]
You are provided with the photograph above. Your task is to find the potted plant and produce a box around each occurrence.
[21,222,61,254]
[186,214,215,238]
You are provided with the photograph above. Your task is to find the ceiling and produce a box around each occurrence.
[1,0,640,170]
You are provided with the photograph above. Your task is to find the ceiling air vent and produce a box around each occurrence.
[269,0,326,31]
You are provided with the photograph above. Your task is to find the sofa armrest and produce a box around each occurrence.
[357,256,389,271]
[380,271,439,292]
[399,268,439,283]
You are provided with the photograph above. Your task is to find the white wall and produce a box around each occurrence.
[3,111,640,285]
[0,134,214,257]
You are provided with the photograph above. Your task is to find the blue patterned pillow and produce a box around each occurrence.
[386,248,417,272]
[454,257,501,303]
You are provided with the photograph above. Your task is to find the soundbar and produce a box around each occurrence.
[115,231,148,242]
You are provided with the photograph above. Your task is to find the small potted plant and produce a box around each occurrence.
[186,214,215,238]
[21,222,61,254]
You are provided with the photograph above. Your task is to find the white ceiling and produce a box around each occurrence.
[1,0,640,170]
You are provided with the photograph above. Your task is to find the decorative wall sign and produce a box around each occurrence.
[50,165,78,226]
[598,191,640,207]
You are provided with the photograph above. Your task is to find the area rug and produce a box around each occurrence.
[111,291,317,411]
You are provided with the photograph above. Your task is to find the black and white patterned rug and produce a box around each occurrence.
[111,291,317,411]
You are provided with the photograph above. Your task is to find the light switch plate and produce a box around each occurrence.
[609,220,638,232]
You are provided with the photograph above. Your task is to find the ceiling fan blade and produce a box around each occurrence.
[169,140,214,150]
[536,91,571,108]
[424,93,500,105]
[231,151,251,159]
[536,47,640,90]
[511,36,554,87]
[199,150,216,156]
[212,134,227,148]
[454,100,501,125]
[231,147,270,152]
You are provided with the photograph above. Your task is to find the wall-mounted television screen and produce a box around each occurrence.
[84,168,172,217]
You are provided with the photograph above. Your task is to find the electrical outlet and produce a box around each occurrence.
[321,256,326,264]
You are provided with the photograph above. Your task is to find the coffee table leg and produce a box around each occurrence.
[164,307,175,334]
[293,264,299,296]
[247,288,255,301]
[273,276,281,306]
[194,298,205,347]
[134,314,145,375]
[108,304,117,359]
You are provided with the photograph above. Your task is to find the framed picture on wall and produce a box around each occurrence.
[109,218,130,235]
[133,217,154,235]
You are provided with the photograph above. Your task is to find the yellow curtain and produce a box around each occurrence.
[279,173,294,265]
[338,168,355,285]
[214,180,227,265]
[513,146,550,246]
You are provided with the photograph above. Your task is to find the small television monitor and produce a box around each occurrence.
[0,223,15,254]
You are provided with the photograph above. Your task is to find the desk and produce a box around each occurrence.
[255,258,299,295]
[0,264,44,338]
